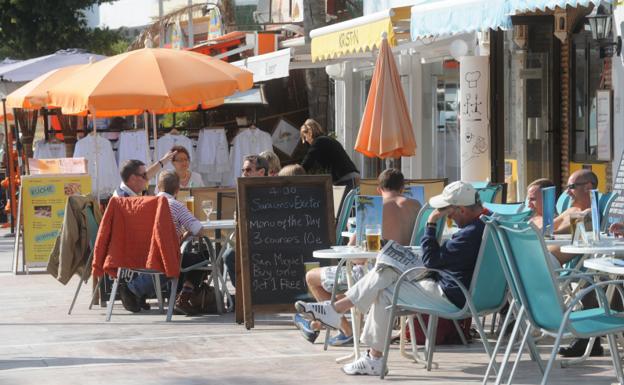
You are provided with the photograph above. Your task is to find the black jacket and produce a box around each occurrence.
[301,136,358,183]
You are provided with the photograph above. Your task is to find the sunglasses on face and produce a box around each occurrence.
[173,157,189,162]
[566,181,589,190]
[135,172,148,180]
[241,167,255,173]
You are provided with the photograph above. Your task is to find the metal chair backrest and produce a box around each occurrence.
[335,187,358,245]
[599,191,618,231]
[483,202,524,215]
[410,203,445,246]
[469,181,490,189]
[476,185,502,204]
[555,192,570,215]
[489,218,565,332]
[468,219,508,313]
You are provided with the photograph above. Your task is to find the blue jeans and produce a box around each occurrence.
[223,248,235,284]
[126,273,164,298]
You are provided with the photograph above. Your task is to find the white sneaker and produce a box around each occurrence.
[294,300,342,329]
[342,352,386,376]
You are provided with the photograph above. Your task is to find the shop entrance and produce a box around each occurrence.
[503,19,560,202]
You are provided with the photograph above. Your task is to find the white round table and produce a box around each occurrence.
[583,258,624,275]
[560,242,624,255]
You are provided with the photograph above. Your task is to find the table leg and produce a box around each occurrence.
[212,230,235,312]
[335,260,361,364]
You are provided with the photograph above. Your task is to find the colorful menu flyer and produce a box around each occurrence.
[355,195,383,246]
[590,189,601,241]
[21,174,92,266]
[541,186,555,237]
[404,185,425,206]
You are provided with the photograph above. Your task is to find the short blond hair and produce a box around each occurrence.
[300,118,326,140]
[259,151,281,175]
[278,164,306,176]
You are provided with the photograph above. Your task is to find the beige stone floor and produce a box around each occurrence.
[0,271,619,385]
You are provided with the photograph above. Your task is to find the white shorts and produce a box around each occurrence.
[320,264,367,292]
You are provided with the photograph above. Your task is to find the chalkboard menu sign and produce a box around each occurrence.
[237,175,335,329]
[607,151,624,227]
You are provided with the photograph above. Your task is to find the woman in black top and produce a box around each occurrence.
[300,119,360,212]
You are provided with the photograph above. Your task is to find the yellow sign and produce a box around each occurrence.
[310,6,410,62]
[569,162,608,192]
[22,174,92,266]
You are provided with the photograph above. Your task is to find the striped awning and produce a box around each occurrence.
[410,0,612,40]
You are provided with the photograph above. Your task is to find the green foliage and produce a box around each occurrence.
[0,0,129,58]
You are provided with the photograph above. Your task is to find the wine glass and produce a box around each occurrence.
[201,200,213,221]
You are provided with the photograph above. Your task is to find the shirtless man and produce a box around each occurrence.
[549,169,597,265]
[293,168,421,345]
[526,178,556,229]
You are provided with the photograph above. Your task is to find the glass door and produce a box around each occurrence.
[503,21,557,201]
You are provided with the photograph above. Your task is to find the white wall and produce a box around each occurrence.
[613,5,624,176]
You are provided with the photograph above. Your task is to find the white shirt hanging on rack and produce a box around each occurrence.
[73,134,120,197]
[226,126,273,186]
[197,127,230,183]
[155,133,194,171]
[118,130,151,166]
[33,139,66,159]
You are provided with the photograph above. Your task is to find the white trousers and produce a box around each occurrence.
[345,266,451,352]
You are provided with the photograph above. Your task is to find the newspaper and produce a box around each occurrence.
[375,240,423,273]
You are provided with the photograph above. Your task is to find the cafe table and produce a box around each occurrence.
[313,245,422,363]
[201,219,236,312]
[560,240,624,366]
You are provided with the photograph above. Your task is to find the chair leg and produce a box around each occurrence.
[560,336,596,367]
[490,313,497,334]
[68,251,94,315]
[606,333,624,384]
[472,312,496,373]
[494,306,525,385]
[525,332,545,374]
[105,268,121,322]
[153,274,164,312]
[540,329,565,385]
[505,320,532,385]
[483,305,516,385]
[166,277,178,322]
[425,315,438,371]
[453,319,468,346]
[380,307,397,379]
[406,316,428,365]
[88,277,100,310]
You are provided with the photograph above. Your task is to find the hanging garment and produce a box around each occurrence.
[118,130,151,166]
[197,128,230,183]
[73,134,120,197]
[155,133,194,171]
[33,140,66,159]
[226,127,273,186]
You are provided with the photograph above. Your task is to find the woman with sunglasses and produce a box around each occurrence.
[155,145,204,193]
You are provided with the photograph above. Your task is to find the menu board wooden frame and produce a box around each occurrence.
[237,175,335,329]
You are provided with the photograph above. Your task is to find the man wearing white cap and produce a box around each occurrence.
[295,181,485,376]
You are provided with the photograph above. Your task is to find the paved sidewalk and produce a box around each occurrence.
[0,227,619,384]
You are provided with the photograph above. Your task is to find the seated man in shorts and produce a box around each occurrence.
[293,169,420,345]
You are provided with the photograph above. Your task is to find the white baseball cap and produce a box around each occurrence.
[429,181,479,209]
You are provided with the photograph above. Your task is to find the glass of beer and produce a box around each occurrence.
[365,224,382,252]
[185,196,195,214]
[569,212,585,242]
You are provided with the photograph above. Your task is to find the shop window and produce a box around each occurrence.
[572,29,605,162]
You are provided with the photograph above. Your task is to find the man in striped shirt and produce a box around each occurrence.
[157,170,207,315]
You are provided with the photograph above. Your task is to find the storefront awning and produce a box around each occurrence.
[231,49,291,82]
[310,6,411,62]
[410,0,611,40]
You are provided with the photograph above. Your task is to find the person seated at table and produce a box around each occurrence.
[260,150,281,176]
[278,164,306,176]
[296,181,484,375]
[113,152,175,197]
[223,155,269,287]
[526,178,556,229]
[549,170,604,358]
[293,168,421,346]
[117,170,208,315]
[548,169,597,266]
[155,145,203,193]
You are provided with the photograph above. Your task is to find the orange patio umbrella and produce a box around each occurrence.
[6,64,86,110]
[47,48,254,117]
[354,35,416,159]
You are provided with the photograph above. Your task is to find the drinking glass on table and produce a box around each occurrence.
[201,200,214,221]
[185,196,195,213]
[365,224,382,252]
[569,212,585,243]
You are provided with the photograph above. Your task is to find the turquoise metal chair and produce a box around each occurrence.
[380,219,509,377]
[335,187,359,245]
[487,218,624,385]
[476,185,503,204]
[469,181,490,189]
[599,191,618,231]
[483,202,524,215]
[555,192,570,215]
[410,203,445,246]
